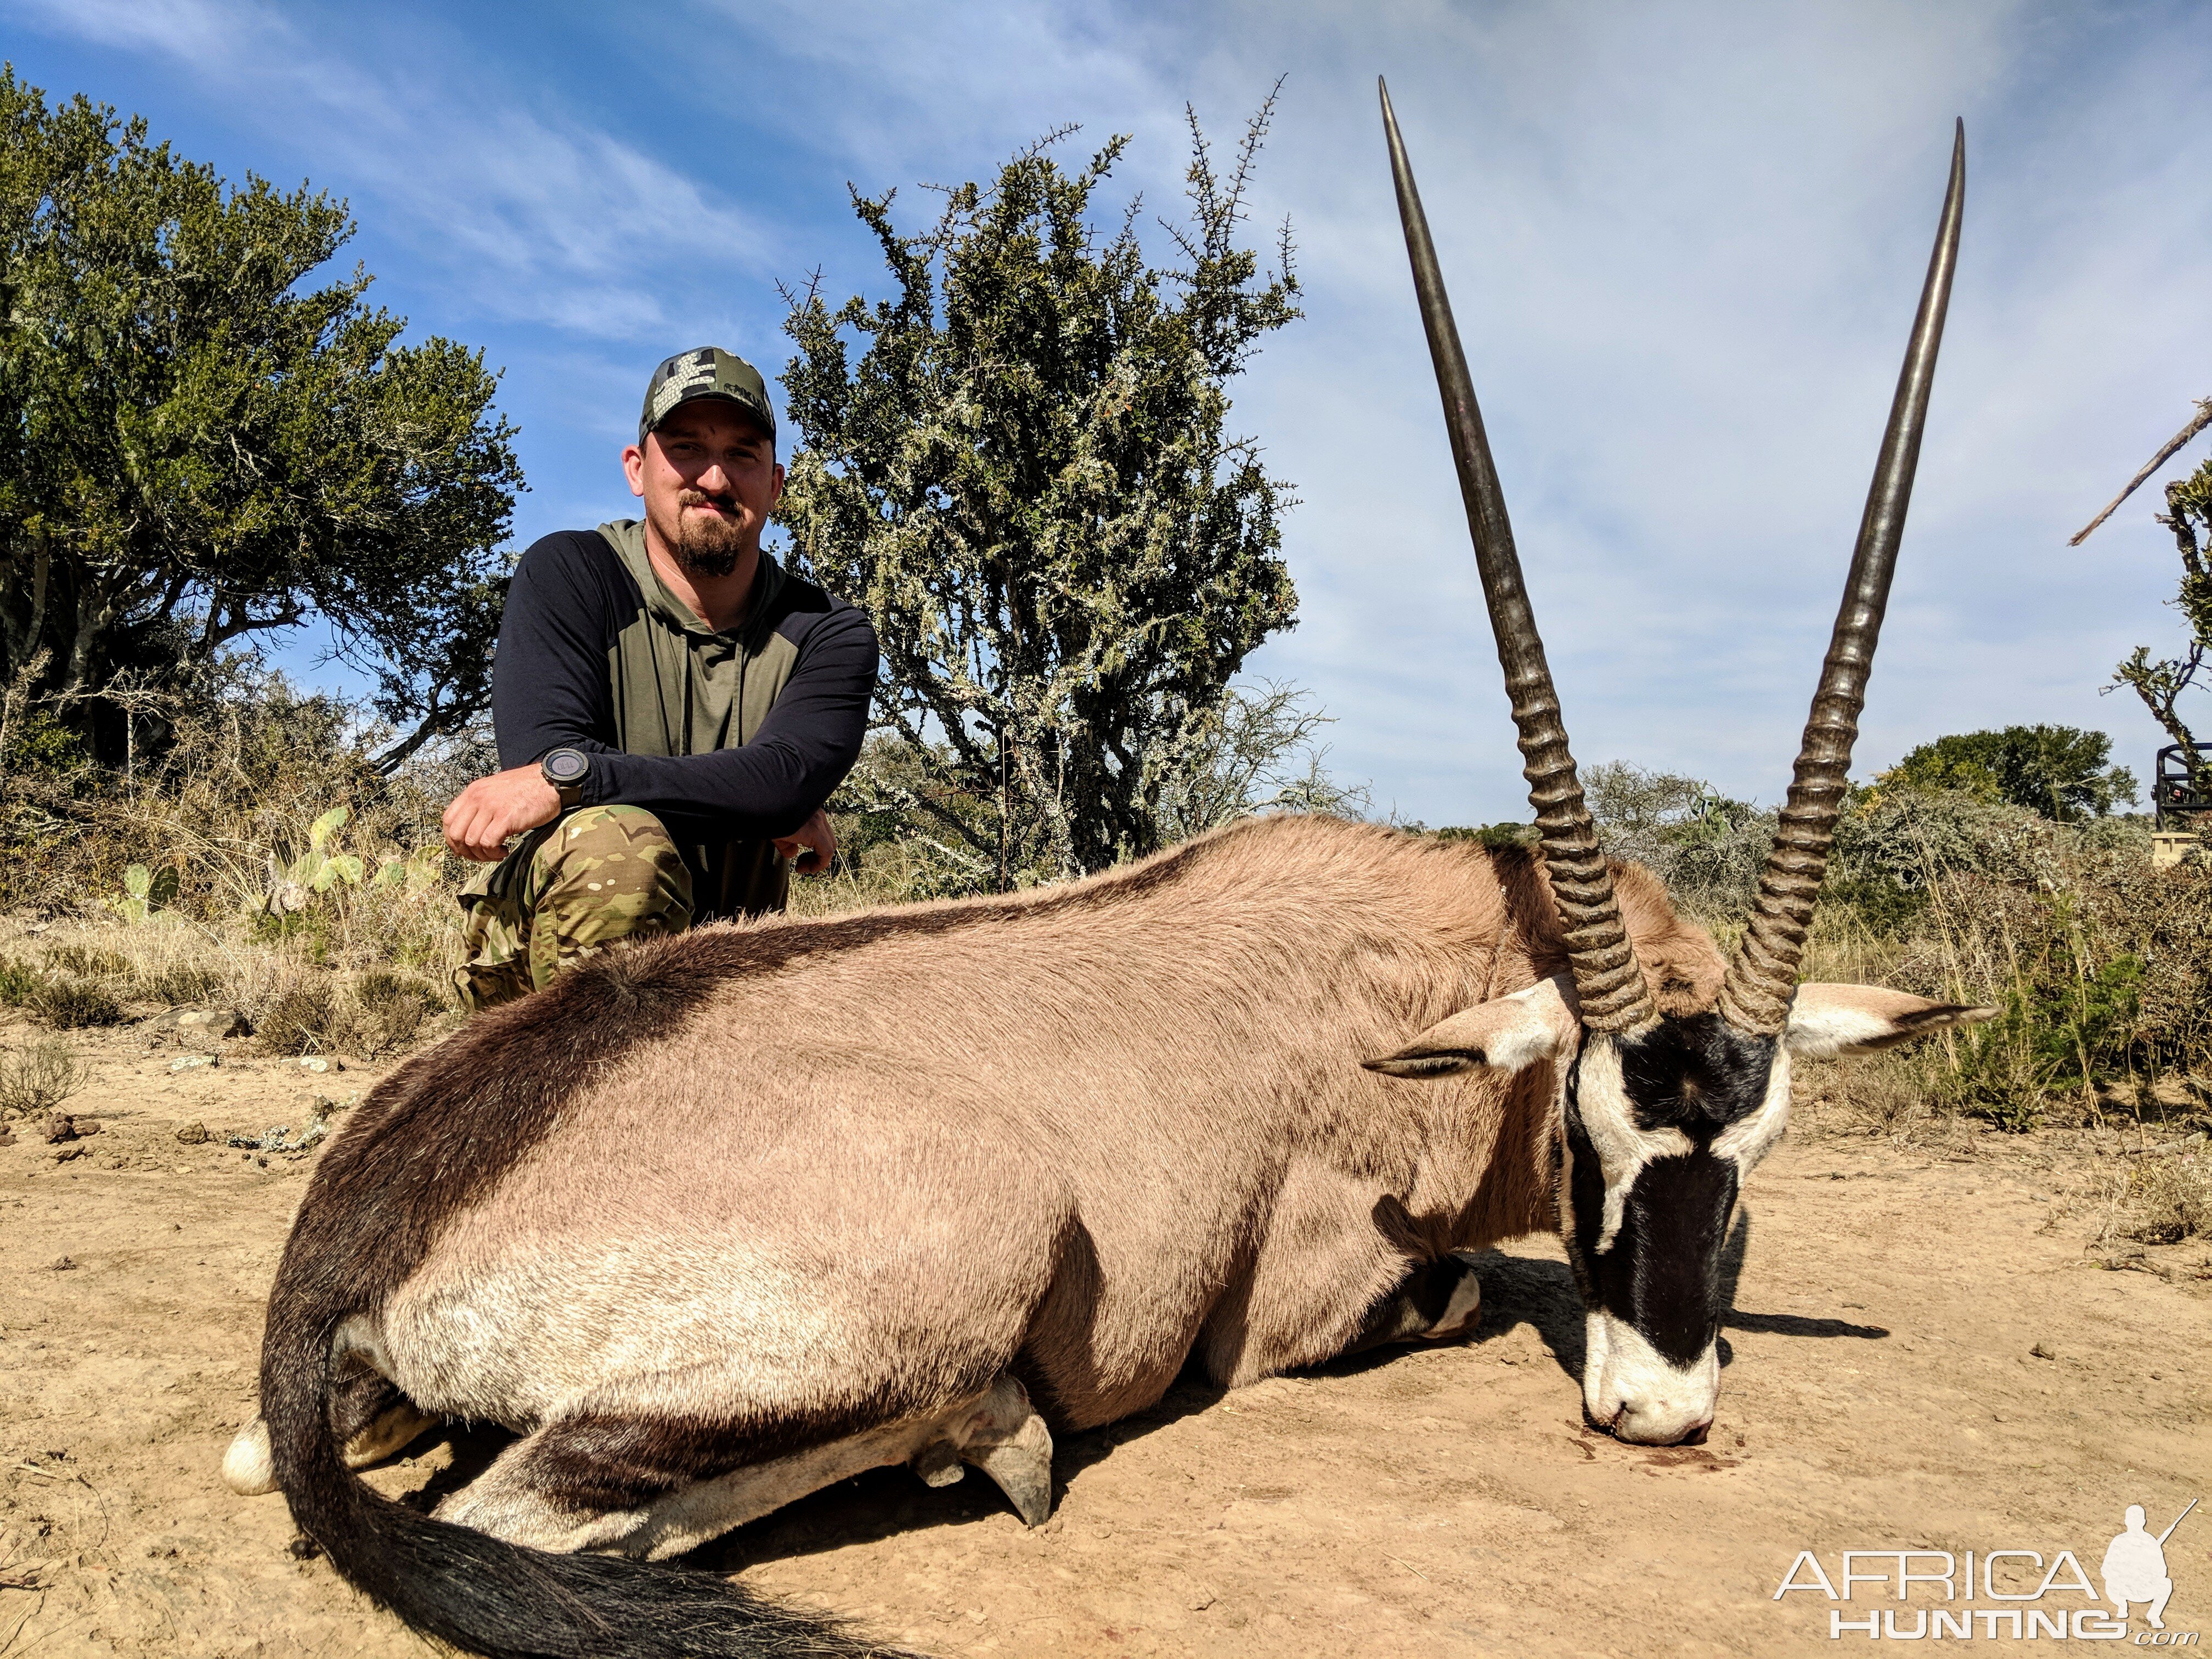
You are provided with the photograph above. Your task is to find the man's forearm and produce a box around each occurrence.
[586,740,850,840]
[579,608,877,835]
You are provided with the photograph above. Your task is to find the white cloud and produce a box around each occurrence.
[8,0,782,339]
[11,0,2208,819]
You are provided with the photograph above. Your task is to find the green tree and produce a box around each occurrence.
[2111,450,2212,798]
[776,97,1301,885]
[1881,725,2137,821]
[0,69,522,771]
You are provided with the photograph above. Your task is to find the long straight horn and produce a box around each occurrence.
[1719,122,1966,1037]
[1381,79,1652,1035]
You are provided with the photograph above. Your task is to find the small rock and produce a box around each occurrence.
[309,1095,337,1116]
[0,1125,13,1148]
[42,1111,91,1143]
[54,1144,85,1163]
[174,1007,251,1042]
[2030,1341,2058,1361]
[295,1057,343,1074]
[174,1122,211,1146]
[286,1534,321,1561]
[170,1053,219,1073]
[49,1255,76,1272]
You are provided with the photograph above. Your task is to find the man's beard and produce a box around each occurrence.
[668,490,748,578]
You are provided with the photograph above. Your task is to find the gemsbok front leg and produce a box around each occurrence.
[1340,1254,1485,1357]
[431,1373,1054,1559]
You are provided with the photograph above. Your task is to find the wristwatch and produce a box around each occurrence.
[540,747,591,809]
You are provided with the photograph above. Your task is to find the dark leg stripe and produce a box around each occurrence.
[1340,1257,1477,1357]
[511,1403,904,1517]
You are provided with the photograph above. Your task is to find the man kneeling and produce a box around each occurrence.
[440,347,876,1007]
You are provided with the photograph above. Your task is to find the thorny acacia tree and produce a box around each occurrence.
[777,97,1301,884]
[2075,396,2212,797]
[2111,453,2212,794]
[0,69,522,771]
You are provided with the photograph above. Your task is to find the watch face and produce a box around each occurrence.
[545,750,588,784]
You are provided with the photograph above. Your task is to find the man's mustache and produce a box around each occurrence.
[677,489,740,513]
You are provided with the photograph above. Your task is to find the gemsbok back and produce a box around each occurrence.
[222,84,1988,1659]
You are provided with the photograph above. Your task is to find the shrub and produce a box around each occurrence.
[0,1036,82,1117]
[1593,764,2205,1136]
[137,959,227,1006]
[2118,1152,2211,1243]
[0,957,42,1006]
[1583,761,1771,923]
[255,978,342,1056]
[350,968,444,1056]
[42,943,132,978]
[1880,725,2136,821]
[30,975,124,1028]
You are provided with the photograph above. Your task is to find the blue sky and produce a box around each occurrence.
[7,0,2209,822]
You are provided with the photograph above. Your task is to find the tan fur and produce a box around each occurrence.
[263,818,1725,1548]
[340,816,1723,1544]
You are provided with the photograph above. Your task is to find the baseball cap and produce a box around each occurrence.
[638,347,776,445]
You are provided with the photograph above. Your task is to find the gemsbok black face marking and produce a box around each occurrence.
[1559,1016,1782,1441]
[1378,80,1973,1443]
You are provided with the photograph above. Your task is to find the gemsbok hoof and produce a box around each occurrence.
[960,1375,1054,1527]
[222,1400,439,1498]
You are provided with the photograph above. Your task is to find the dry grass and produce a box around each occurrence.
[253,965,445,1058]
[0,680,487,1066]
[0,899,465,1062]
[2080,1143,2212,1248]
[785,826,964,918]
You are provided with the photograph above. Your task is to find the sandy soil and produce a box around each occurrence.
[2,1019,2207,1659]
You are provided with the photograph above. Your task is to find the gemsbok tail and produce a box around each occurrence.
[261,1280,920,1659]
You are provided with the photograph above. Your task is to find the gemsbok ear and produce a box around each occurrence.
[1781,983,1995,1059]
[1363,974,1579,1080]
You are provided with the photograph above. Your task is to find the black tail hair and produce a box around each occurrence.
[262,1293,921,1658]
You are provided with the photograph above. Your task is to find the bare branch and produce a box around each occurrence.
[2070,396,2212,546]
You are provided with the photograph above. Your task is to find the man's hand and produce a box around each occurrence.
[443,764,562,862]
[774,808,836,876]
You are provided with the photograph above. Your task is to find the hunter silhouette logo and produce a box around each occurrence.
[2106,1501,2195,1632]
[1775,1499,2200,1642]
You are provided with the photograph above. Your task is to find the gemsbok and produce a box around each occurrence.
[222,83,1985,1659]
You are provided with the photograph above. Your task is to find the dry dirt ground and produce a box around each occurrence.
[3,1019,2208,1659]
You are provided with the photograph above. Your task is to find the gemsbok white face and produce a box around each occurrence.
[1369,975,1985,1442]
[1366,83,1989,1444]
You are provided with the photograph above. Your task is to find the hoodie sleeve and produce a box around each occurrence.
[490,533,623,770]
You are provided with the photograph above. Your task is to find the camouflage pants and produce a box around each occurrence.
[454,805,695,1012]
